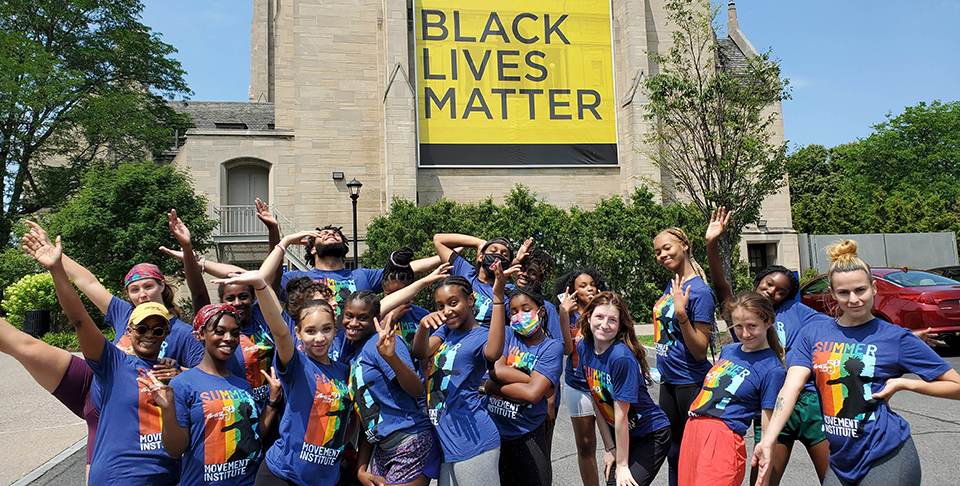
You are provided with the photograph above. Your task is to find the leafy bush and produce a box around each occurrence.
[0,246,42,308]
[40,327,115,352]
[2,272,104,333]
[364,185,750,322]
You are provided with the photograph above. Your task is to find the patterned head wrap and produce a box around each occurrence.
[192,303,241,338]
[125,263,164,288]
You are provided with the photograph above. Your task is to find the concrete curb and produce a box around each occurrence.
[12,439,85,486]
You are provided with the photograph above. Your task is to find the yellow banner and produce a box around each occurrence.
[415,0,617,160]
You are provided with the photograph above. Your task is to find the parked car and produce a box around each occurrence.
[927,266,960,281]
[799,268,960,347]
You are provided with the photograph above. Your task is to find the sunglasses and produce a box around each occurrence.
[132,325,168,337]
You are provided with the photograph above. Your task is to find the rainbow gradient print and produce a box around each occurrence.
[812,340,879,436]
[201,389,260,466]
[505,344,538,375]
[583,365,616,424]
[689,359,747,416]
[305,372,351,450]
[652,293,678,353]
[240,331,274,389]
[426,341,461,424]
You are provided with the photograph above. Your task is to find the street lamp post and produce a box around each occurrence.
[346,178,362,268]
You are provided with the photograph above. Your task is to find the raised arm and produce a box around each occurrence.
[705,207,733,308]
[433,233,485,265]
[255,199,284,292]
[23,233,105,363]
[24,220,114,314]
[374,314,423,398]
[211,271,295,367]
[558,292,577,355]
[411,312,445,361]
[167,209,210,314]
[670,275,711,362]
[259,230,322,289]
[379,263,451,318]
[158,245,245,278]
[753,366,811,486]
[484,262,521,362]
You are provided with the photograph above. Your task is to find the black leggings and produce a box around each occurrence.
[822,436,921,486]
[659,382,702,482]
[605,425,672,486]
[255,461,299,486]
[499,423,551,486]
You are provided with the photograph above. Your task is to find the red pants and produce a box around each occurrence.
[678,416,745,486]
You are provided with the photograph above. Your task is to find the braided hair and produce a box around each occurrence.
[521,248,556,281]
[753,265,800,302]
[658,227,708,282]
[383,247,415,285]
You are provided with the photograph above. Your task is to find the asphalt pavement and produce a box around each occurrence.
[7,347,960,485]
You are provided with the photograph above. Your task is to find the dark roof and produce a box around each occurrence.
[717,37,748,75]
[168,101,275,130]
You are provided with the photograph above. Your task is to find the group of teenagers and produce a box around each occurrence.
[3,201,960,486]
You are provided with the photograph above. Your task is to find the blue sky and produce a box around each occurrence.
[141,0,960,152]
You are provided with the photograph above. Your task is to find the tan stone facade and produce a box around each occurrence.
[172,0,799,273]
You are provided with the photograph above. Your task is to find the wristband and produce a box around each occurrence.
[605,446,616,452]
[493,301,504,305]
[254,283,267,291]
[276,243,286,253]
[266,399,281,409]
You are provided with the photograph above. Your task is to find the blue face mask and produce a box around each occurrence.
[509,310,542,336]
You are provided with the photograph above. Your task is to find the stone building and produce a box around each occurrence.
[169,0,798,274]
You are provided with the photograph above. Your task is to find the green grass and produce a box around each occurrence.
[638,334,656,348]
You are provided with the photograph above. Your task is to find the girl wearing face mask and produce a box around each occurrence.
[705,208,832,485]
[754,240,960,486]
[578,291,671,486]
[483,264,563,486]
[677,291,786,486]
[24,230,182,485]
[652,226,716,486]
[433,233,515,327]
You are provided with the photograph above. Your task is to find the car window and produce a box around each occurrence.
[802,276,830,296]
[882,270,960,287]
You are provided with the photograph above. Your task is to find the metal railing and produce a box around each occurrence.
[213,205,311,271]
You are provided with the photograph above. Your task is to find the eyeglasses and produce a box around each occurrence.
[133,325,167,337]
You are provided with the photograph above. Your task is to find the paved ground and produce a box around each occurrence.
[7,345,960,485]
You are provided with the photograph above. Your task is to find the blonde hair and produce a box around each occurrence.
[658,227,708,282]
[727,292,784,365]
[825,239,872,286]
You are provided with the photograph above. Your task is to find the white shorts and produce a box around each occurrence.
[563,382,595,418]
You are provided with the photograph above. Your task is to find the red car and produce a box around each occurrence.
[799,268,960,347]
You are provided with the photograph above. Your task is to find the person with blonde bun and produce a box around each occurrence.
[651,227,716,486]
[753,240,960,486]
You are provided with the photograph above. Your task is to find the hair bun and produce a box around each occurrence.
[826,239,859,263]
[389,247,415,267]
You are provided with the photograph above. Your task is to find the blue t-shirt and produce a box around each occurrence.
[578,340,670,438]
[688,344,785,435]
[394,304,431,348]
[450,254,513,327]
[225,301,277,409]
[349,335,432,443]
[487,330,563,440]
[542,301,563,405]
[86,337,181,485]
[328,328,357,364]
[425,325,500,462]
[264,350,351,485]
[171,368,262,486]
[790,317,952,483]
[651,276,715,384]
[280,267,385,305]
[774,299,833,393]
[565,311,589,391]
[106,296,204,367]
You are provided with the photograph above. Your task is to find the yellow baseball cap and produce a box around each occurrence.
[129,302,171,326]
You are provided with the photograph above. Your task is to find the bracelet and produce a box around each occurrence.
[275,243,286,254]
[493,301,504,305]
[200,258,206,275]
[254,283,267,291]
[266,399,281,409]
[605,446,616,452]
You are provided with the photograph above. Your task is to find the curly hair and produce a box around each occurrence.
[753,265,800,303]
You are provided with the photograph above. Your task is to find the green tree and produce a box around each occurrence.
[643,0,790,284]
[363,185,747,322]
[0,0,192,247]
[43,161,216,294]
